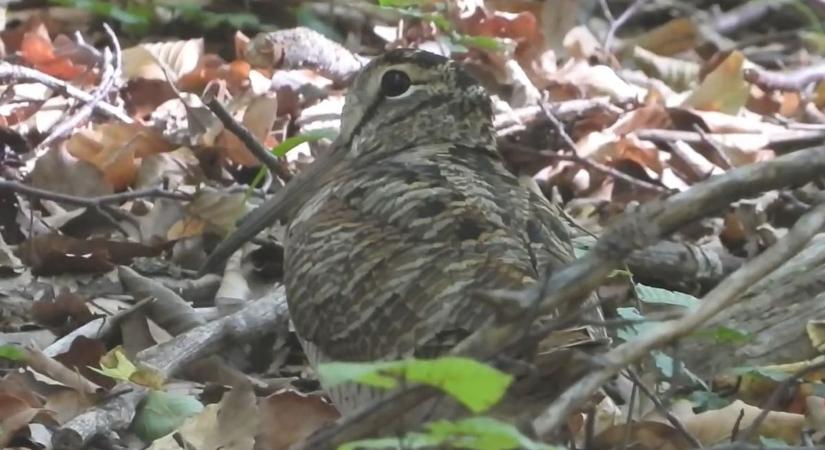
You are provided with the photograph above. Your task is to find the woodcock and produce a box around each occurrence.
[204,48,607,426]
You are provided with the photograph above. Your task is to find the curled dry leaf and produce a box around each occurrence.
[31,289,93,334]
[19,25,90,82]
[622,17,699,57]
[551,60,647,103]
[633,46,700,92]
[0,392,46,447]
[168,190,247,240]
[680,399,805,445]
[178,55,252,94]
[52,335,114,390]
[682,51,749,114]
[122,38,204,83]
[148,383,258,450]
[66,123,175,190]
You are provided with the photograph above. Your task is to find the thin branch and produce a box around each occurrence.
[34,24,124,154]
[603,0,648,51]
[0,65,131,124]
[744,63,825,91]
[539,103,669,194]
[625,369,703,448]
[635,128,825,148]
[0,179,191,207]
[203,95,291,182]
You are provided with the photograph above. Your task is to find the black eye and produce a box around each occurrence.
[380,69,412,98]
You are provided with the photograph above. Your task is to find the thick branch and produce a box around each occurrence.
[536,201,825,435]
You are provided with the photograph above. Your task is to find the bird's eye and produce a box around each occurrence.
[380,69,412,98]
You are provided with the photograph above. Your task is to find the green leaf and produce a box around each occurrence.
[272,129,338,157]
[133,390,204,441]
[759,436,791,448]
[635,283,700,309]
[88,348,137,382]
[616,307,654,340]
[689,390,730,411]
[455,35,503,51]
[340,417,561,450]
[691,325,752,344]
[0,344,26,361]
[319,357,513,413]
[425,418,559,450]
[378,0,429,7]
[245,129,338,196]
[339,434,439,450]
[730,366,789,382]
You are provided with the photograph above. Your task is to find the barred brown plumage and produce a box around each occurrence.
[285,49,607,420]
[203,48,608,427]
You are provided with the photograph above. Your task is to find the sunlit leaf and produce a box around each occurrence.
[0,345,26,361]
[341,417,561,450]
[319,357,513,413]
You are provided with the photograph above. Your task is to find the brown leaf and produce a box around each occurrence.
[53,336,113,390]
[19,234,161,276]
[31,289,93,333]
[19,26,90,82]
[122,38,204,82]
[592,421,694,450]
[30,146,113,203]
[256,390,340,450]
[624,17,698,56]
[682,51,749,114]
[0,393,42,447]
[66,123,175,190]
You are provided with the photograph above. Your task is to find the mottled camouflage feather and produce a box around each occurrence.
[282,49,604,417]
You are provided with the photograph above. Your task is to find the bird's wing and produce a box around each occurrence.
[285,146,548,363]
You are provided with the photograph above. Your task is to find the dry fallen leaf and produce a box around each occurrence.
[256,390,340,450]
[682,51,749,114]
[66,123,175,190]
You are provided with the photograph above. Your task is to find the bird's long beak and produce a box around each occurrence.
[198,145,345,276]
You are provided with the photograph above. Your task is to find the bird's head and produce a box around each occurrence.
[336,49,496,159]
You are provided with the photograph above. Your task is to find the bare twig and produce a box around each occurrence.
[711,0,796,35]
[203,95,291,182]
[0,179,191,207]
[603,0,648,51]
[33,24,124,158]
[625,369,703,448]
[539,103,669,194]
[0,51,131,124]
[744,63,825,92]
[635,128,825,149]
